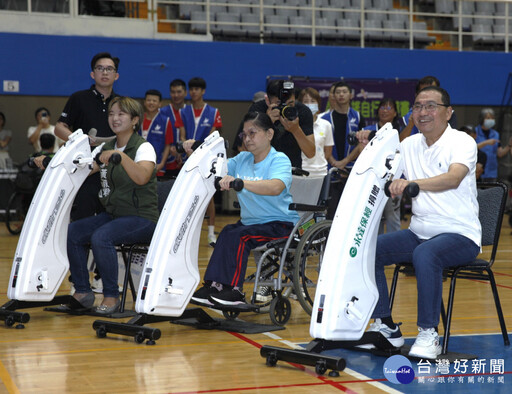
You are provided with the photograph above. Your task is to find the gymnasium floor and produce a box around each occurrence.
[0,214,511,393]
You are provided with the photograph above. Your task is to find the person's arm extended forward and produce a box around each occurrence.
[98,150,154,185]
[55,121,73,141]
[387,163,469,198]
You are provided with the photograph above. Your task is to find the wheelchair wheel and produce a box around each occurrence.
[293,220,332,315]
[6,192,30,235]
[269,296,291,326]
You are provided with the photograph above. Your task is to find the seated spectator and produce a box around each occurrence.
[190,112,299,306]
[0,111,13,169]
[65,97,158,314]
[27,107,63,153]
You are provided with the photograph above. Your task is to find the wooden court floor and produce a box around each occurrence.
[0,214,511,393]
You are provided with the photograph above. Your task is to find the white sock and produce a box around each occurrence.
[208,225,215,237]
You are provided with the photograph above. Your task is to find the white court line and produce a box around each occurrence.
[261,331,403,393]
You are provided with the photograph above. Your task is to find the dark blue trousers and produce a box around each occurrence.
[204,220,294,288]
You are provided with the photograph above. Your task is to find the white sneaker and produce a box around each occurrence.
[358,318,404,349]
[208,234,217,247]
[409,327,442,359]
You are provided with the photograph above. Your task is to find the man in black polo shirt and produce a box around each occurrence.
[55,52,120,220]
[235,79,315,168]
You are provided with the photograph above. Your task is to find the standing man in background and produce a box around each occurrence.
[160,79,186,178]
[181,77,223,246]
[55,52,120,221]
[141,89,172,178]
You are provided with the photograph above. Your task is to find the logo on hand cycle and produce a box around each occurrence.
[383,355,415,384]
[349,185,379,258]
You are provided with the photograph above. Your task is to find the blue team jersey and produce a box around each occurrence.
[228,148,299,226]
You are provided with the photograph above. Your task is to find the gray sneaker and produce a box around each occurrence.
[357,318,404,349]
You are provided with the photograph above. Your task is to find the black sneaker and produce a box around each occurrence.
[191,284,220,306]
[209,288,246,306]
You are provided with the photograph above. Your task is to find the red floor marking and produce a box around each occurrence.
[228,331,359,393]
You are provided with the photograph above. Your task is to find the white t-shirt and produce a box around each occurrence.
[401,125,481,247]
[27,125,63,152]
[301,117,334,177]
[116,141,157,164]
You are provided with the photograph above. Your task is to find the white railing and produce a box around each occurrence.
[0,0,510,52]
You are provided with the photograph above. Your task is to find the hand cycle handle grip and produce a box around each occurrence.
[176,140,202,154]
[384,181,420,198]
[94,152,122,166]
[42,156,52,168]
[214,177,244,192]
[347,130,376,146]
[28,156,52,169]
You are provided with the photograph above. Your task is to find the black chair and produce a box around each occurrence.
[388,181,510,355]
[117,179,175,313]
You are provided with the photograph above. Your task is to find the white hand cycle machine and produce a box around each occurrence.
[0,129,104,327]
[260,124,419,376]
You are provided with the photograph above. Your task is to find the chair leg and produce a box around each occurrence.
[120,249,135,314]
[440,300,447,332]
[442,272,459,355]
[486,268,510,346]
[388,265,401,312]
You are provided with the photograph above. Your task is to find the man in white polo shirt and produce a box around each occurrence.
[357,86,481,359]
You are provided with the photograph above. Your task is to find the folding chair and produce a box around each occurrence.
[388,181,510,355]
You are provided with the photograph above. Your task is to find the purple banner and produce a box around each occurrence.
[292,78,417,127]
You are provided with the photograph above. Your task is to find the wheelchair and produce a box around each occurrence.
[222,167,334,325]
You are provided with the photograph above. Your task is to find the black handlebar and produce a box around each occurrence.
[347,130,376,146]
[176,140,202,154]
[384,181,419,198]
[214,177,244,192]
[28,155,52,169]
[94,152,122,166]
[291,167,310,177]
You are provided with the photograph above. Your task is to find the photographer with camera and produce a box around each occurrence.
[27,107,63,153]
[236,79,315,168]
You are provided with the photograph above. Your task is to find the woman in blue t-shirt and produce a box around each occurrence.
[191,112,299,306]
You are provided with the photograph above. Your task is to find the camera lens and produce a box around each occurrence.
[281,106,298,121]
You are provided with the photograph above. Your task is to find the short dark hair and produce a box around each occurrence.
[266,79,297,100]
[417,86,451,106]
[170,79,186,90]
[0,112,5,125]
[40,133,56,150]
[333,81,352,93]
[34,107,51,119]
[242,111,274,131]
[460,125,475,135]
[109,96,143,131]
[188,77,206,89]
[145,89,162,100]
[416,76,440,93]
[90,52,120,71]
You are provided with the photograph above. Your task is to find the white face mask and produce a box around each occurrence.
[305,103,319,114]
[483,119,495,129]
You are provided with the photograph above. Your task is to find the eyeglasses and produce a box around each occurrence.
[412,102,450,113]
[379,106,394,111]
[239,130,263,140]
[94,66,117,74]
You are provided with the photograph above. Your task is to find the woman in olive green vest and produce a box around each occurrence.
[67,96,159,315]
